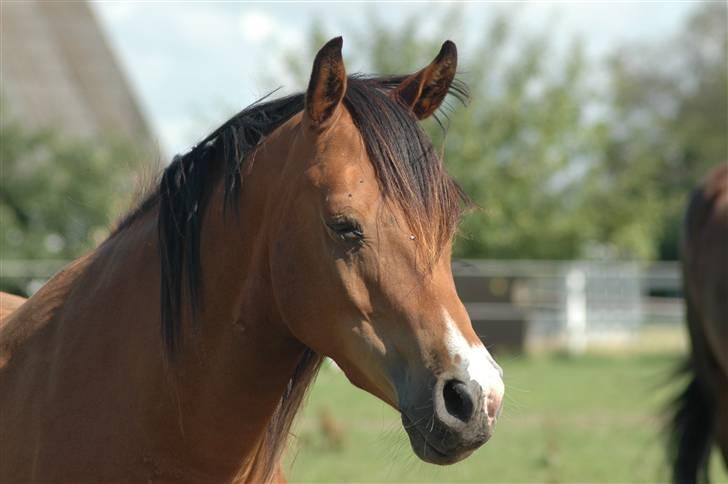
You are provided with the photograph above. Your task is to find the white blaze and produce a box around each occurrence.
[443,308,504,416]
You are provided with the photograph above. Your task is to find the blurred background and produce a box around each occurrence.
[1,1,726,482]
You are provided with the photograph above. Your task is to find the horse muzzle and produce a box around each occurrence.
[400,373,504,465]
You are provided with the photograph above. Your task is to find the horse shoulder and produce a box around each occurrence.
[0,292,26,325]
[0,254,92,370]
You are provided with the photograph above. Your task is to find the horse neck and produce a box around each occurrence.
[171,120,311,476]
[141,117,309,477]
[1,118,309,480]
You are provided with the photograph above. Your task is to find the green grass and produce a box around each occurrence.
[284,353,727,483]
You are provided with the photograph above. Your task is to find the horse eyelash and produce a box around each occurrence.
[326,219,367,247]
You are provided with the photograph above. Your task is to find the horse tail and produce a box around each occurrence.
[667,336,716,484]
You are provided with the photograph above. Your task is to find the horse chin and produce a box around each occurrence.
[401,414,475,465]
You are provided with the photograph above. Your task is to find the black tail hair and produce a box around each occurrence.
[668,361,716,484]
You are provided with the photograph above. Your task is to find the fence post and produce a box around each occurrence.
[565,266,587,355]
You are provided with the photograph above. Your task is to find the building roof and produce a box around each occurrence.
[1,0,154,146]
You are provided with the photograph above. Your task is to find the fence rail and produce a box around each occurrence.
[452,259,682,353]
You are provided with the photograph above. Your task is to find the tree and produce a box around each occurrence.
[600,2,727,260]
[0,116,143,295]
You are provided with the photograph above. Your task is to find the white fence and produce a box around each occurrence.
[453,260,682,353]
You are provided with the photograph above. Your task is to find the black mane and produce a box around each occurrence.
[157,92,305,353]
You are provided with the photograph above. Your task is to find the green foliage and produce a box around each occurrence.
[601,2,727,259]
[0,117,142,294]
[287,3,725,261]
[440,27,604,260]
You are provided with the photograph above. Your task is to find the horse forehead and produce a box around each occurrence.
[309,133,377,193]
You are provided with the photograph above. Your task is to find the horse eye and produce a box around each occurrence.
[328,220,364,243]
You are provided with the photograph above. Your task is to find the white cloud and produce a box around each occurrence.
[239,11,275,43]
[158,117,201,156]
[90,1,134,22]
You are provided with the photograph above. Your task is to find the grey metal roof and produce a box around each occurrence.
[1,0,154,146]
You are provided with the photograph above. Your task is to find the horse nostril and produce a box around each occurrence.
[443,379,475,423]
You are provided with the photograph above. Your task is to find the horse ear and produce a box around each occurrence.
[305,36,347,129]
[391,40,457,120]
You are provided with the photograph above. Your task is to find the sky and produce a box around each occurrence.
[89,1,696,158]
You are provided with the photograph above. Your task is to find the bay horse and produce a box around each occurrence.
[669,163,728,483]
[0,38,504,482]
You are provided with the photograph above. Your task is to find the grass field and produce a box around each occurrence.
[284,353,727,483]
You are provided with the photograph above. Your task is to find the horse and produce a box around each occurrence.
[669,163,728,483]
[0,292,25,321]
[0,38,504,482]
